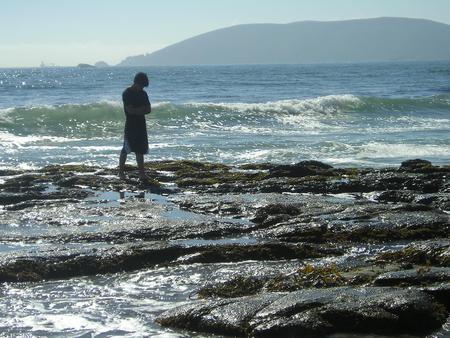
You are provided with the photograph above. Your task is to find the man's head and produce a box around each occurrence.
[133,72,149,88]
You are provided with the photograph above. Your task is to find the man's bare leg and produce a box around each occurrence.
[136,153,146,180]
[118,149,127,179]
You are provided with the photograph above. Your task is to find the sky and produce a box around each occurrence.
[1,0,449,67]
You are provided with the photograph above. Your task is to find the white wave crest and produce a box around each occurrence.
[0,131,81,147]
[187,94,362,115]
[358,142,450,158]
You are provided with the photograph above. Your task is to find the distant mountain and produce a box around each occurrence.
[77,63,95,68]
[94,61,110,67]
[118,17,450,66]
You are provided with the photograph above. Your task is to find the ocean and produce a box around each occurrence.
[1,62,449,170]
[1,62,450,337]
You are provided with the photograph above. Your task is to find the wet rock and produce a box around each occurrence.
[40,164,98,174]
[0,242,342,283]
[2,203,256,243]
[1,173,50,192]
[400,159,434,172]
[421,283,450,309]
[179,200,247,217]
[54,174,165,193]
[0,189,91,207]
[359,170,444,193]
[415,193,450,211]
[269,161,334,178]
[238,163,274,171]
[0,191,41,205]
[157,287,448,337]
[147,160,229,173]
[375,190,416,203]
[2,160,448,198]
[0,169,22,176]
[199,294,281,336]
[1,159,450,335]
[56,175,120,188]
[40,220,252,244]
[5,198,81,211]
[131,158,449,196]
[192,169,446,195]
[252,203,303,225]
[376,240,450,267]
[253,195,351,222]
[175,171,268,188]
[198,264,349,298]
[264,264,348,291]
[177,242,343,265]
[374,267,450,286]
[198,276,268,298]
[156,298,236,334]
[256,202,449,243]
[0,242,191,283]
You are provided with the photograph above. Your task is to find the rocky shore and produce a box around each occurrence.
[0,159,449,337]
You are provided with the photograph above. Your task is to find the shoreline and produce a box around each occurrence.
[0,158,449,336]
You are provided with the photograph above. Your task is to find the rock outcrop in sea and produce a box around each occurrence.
[0,159,448,336]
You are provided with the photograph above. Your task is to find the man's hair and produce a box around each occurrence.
[134,72,149,87]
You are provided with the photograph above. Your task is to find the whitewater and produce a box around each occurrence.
[0,62,449,169]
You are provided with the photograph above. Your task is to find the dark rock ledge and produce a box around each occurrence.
[1,158,449,336]
[157,287,447,337]
[0,242,341,283]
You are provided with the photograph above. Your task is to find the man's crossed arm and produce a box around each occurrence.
[125,103,151,115]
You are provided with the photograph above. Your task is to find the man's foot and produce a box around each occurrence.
[139,175,160,186]
[118,172,127,180]
[138,170,148,181]
[139,175,149,182]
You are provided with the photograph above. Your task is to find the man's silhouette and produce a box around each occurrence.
[118,72,151,180]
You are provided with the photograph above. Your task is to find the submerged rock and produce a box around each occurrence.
[157,287,447,337]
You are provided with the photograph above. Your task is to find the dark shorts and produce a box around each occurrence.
[122,135,149,155]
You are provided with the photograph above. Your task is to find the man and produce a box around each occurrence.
[118,72,151,181]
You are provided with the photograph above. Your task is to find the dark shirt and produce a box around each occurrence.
[122,86,150,115]
[122,87,150,154]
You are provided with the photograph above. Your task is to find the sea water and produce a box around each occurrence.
[0,62,450,337]
[1,62,449,170]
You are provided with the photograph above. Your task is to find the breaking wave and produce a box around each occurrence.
[0,94,449,137]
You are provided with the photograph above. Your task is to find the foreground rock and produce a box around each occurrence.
[1,159,449,336]
[157,287,447,337]
[0,242,342,283]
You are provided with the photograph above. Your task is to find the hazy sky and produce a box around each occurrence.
[1,0,449,67]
